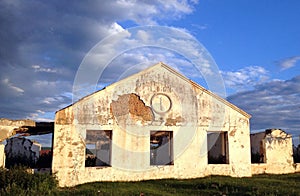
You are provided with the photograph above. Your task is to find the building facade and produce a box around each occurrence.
[52,63,252,187]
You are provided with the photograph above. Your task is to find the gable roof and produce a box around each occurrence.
[58,62,251,118]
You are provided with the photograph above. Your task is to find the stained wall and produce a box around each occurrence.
[0,144,5,168]
[251,129,295,174]
[52,63,251,187]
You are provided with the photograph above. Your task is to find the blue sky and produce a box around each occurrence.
[0,0,299,145]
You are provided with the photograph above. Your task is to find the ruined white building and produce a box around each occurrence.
[52,63,253,187]
[0,118,36,168]
[0,63,298,187]
[251,129,296,174]
[0,119,53,169]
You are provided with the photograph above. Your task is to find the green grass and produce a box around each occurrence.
[0,166,58,195]
[1,167,300,195]
[58,173,300,196]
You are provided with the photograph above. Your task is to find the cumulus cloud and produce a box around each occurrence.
[227,75,300,132]
[277,56,300,70]
[97,47,201,84]
[0,0,199,120]
[73,25,224,101]
[221,66,269,92]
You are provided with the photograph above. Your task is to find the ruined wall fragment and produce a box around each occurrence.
[4,137,41,168]
[0,144,5,168]
[0,118,35,142]
[251,129,295,174]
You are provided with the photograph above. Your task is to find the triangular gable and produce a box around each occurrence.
[57,62,251,119]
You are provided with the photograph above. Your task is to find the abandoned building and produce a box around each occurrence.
[1,62,299,187]
[250,129,296,174]
[0,118,54,168]
[52,62,254,187]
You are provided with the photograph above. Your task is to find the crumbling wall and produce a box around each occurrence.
[251,129,295,174]
[0,119,35,142]
[264,129,294,173]
[226,111,252,177]
[0,144,5,168]
[200,88,251,178]
[4,137,41,168]
[53,63,252,187]
[110,93,154,125]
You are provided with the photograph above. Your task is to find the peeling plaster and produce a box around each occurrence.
[111,93,153,122]
[52,63,254,187]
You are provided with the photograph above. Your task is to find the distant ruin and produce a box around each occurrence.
[251,129,296,174]
[0,118,53,169]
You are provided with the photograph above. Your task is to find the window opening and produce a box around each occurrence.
[207,132,229,164]
[150,131,173,165]
[85,130,112,167]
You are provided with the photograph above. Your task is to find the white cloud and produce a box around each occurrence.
[0,0,199,120]
[136,30,150,43]
[32,65,57,73]
[108,22,126,35]
[74,25,222,100]
[277,56,300,70]
[2,78,24,95]
[221,66,269,93]
[227,75,300,131]
[42,97,56,104]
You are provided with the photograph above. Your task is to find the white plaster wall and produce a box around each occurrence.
[0,144,5,168]
[264,134,294,174]
[251,130,295,175]
[53,63,252,187]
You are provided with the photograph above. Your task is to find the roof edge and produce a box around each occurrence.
[160,62,251,119]
[57,62,251,118]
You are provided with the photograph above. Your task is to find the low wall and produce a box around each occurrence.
[251,164,267,175]
[252,163,296,175]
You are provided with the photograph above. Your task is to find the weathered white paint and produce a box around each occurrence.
[52,62,251,187]
[0,119,35,142]
[0,144,5,168]
[251,129,295,174]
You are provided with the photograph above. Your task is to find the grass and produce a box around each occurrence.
[1,167,300,195]
[58,173,300,196]
[0,166,58,195]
